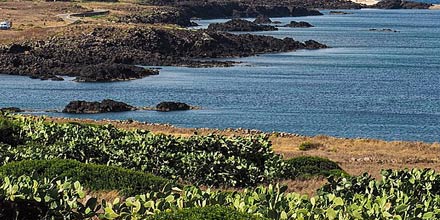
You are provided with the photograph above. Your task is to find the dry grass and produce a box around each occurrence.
[0,1,158,44]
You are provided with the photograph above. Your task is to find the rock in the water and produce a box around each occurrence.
[62,99,135,114]
[156,102,191,112]
[207,19,278,32]
[0,107,23,113]
[304,40,328,49]
[73,64,159,82]
[369,28,399,32]
[253,15,273,24]
[329,11,353,15]
[284,21,313,28]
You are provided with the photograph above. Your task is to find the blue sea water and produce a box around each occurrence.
[417,0,440,3]
[1,9,439,142]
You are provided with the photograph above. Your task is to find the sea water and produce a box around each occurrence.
[1,9,439,142]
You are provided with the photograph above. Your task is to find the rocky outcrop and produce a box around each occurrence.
[374,0,432,9]
[117,8,197,27]
[0,26,327,81]
[180,2,323,19]
[283,21,313,28]
[0,107,23,113]
[62,99,135,114]
[156,102,191,112]
[304,40,328,49]
[207,19,278,32]
[369,28,399,32]
[73,64,159,82]
[329,11,353,15]
[253,15,273,24]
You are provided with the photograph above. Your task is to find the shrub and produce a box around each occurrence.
[298,142,321,151]
[283,156,345,179]
[0,116,20,145]
[0,114,283,187]
[0,159,173,196]
[148,206,266,220]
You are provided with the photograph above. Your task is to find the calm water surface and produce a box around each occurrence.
[1,9,440,142]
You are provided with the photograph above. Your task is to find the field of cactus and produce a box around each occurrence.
[1,113,439,219]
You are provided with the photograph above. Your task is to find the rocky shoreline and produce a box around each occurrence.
[0,25,327,82]
[207,19,279,32]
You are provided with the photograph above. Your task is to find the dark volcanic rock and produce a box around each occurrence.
[180,2,323,19]
[284,21,314,28]
[62,99,135,114]
[253,15,273,24]
[0,107,23,113]
[369,28,399,32]
[374,0,432,9]
[0,26,327,81]
[156,102,191,112]
[7,44,32,54]
[329,11,353,15]
[208,19,278,32]
[74,64,159,82]
[117,8,197,27]
[304,40,328,49]
[151,0,363,10]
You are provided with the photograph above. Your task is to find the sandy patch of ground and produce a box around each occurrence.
[430,4,440,9]
[350,0,379,6]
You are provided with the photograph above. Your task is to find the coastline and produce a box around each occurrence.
[42,115,440,180]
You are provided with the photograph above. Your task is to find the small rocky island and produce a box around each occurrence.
[207,19,278,32]
[156,102,193,112]
[74,64,159,82]
[62,100,196,113]
[329,11,353,15]
[369,28,399,32]
[253,15,281,24]
[283,21,314,28]
[62,100,136,114]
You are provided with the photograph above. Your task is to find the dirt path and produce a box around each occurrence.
[57,9,109,24]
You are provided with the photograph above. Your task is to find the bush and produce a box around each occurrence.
[148,206,266,220]
[298,142,321,151]
[0,114,283,187]
[0,116,20,145]
[0,159,173,196]
[283,156,345,179]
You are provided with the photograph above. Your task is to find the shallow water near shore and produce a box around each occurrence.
[1,9,440,142]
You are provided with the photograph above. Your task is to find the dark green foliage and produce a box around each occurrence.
[0,159,172,196]
[320,168,440,199]
[0,114,283,187]
[283,156,344,179]
[148,206,266,220]
[0,200,48,220]
[0,116,20,145]
[298,142,321,151]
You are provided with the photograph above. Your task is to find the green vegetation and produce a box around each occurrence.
[148,206,267,220]
[298,142,321,151]
[0,113,283,187]
[2,169,440,219]
[283,156,345,179]
[0,159,173,196]
[3,114,437,219]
